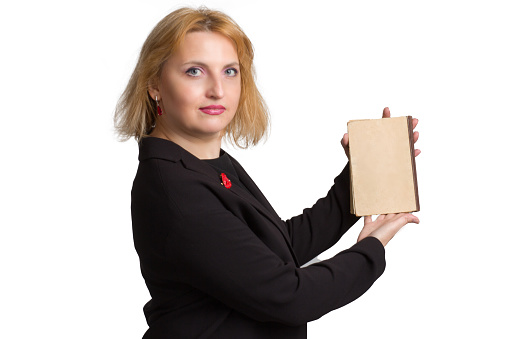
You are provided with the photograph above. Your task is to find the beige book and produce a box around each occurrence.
[348,116,419,216]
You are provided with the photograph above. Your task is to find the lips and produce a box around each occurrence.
[199,105,225,115]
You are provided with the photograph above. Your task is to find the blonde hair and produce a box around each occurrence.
[114,7,269,148]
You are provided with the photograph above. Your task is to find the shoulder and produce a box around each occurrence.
[135,158,228,217]
[134,137,208,197]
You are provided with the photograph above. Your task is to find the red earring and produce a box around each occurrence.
[156,95,163,116]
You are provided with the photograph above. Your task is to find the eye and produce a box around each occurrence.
[225,68,238,77]
[186,67,203,77]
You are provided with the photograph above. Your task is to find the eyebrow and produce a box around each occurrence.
[182,61,240,68]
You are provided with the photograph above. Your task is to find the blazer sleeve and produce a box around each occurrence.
[285,163,360,264]
[164,201,385,327]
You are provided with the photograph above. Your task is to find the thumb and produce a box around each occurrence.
[382,107,391,118]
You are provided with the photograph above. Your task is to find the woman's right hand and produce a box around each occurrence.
[357,213,420,247]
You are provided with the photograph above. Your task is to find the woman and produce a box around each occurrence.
[115,7,420,339]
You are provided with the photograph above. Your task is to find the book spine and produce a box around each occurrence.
[407,116,420,212]
[349,157,355,215]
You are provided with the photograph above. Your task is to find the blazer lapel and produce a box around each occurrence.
[227,156,300,265]
[228,156,280,220]
[226,178,300,266]
[228,178,289,241]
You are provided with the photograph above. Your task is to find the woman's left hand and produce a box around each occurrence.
[341,107,421,158]
[357,213,420,247]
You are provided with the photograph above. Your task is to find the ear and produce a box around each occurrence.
[147,78,160,101]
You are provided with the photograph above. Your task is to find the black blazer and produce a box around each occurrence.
[131,137,385,339]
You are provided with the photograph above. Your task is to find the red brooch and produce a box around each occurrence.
[220,173,232,189]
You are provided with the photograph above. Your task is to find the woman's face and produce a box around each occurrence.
[150,31,241,141]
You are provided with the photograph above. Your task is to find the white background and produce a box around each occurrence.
[1,0,508,338]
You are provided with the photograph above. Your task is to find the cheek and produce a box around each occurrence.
[228,80,242,105]
[165,83,201,110]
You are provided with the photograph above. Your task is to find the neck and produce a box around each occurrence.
[150,125,222,160]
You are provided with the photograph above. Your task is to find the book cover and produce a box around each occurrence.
[348,116,420,216]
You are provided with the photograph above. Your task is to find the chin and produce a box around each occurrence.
[200,122,232,135]
[191,127,227,139]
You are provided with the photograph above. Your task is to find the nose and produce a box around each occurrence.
[206,75,224,99]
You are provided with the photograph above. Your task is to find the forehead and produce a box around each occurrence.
[172,31,238,63]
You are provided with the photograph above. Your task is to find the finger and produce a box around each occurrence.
[376,214,386,221]
[386,213,396,220]
[389,214,420,231]
[399,213,419,223]
[412,118,418,129]
[341,133,349,148]
[407,214,420,224]
[382,107,391,118]
[364,215,372,224]
[414,149,421,157]
[413,131,419,143]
